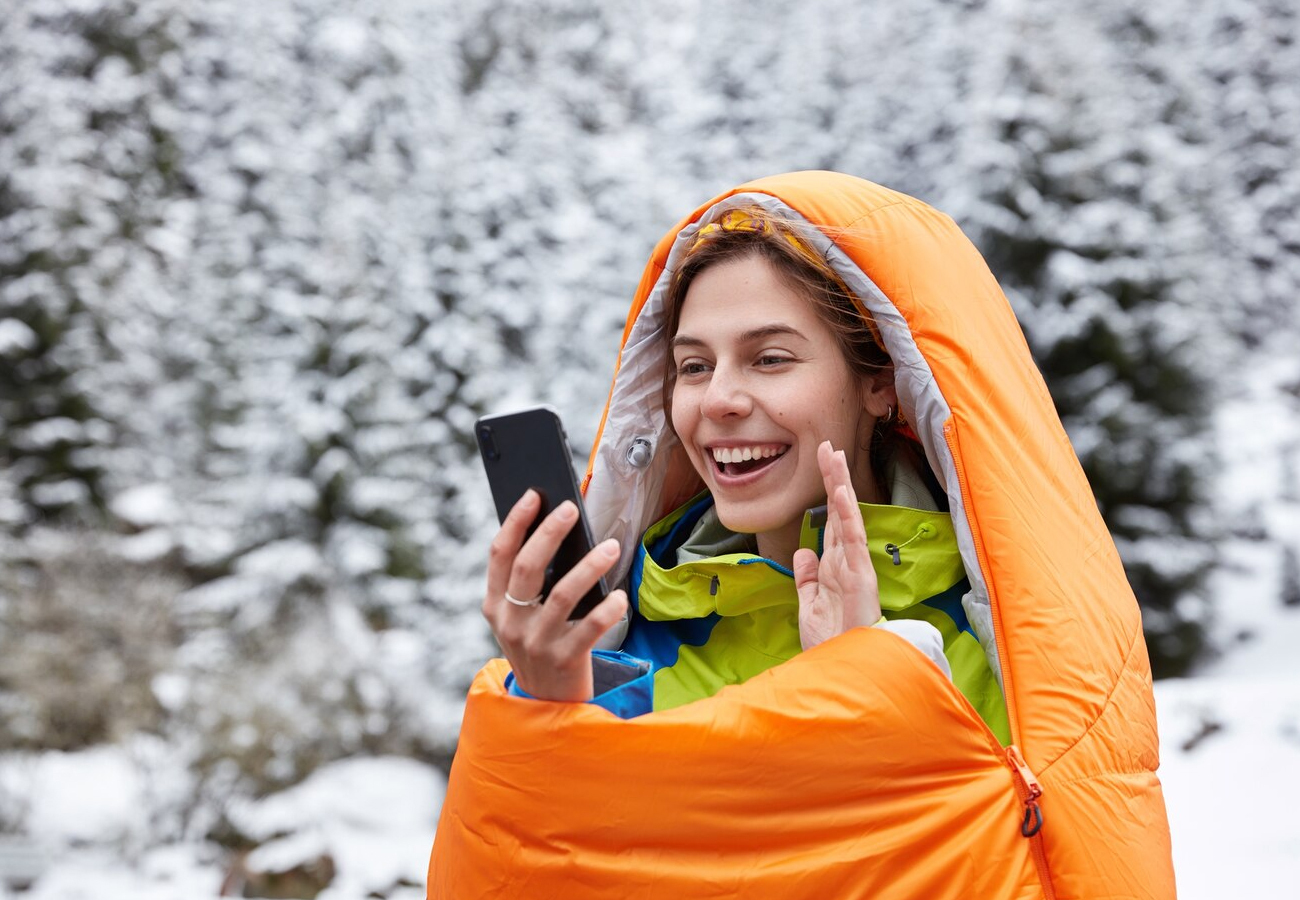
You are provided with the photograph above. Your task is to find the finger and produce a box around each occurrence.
[817,440,837,484]
[833,477,868,550]
[816,439,837,473]
[820,446,865,551]
[539,537,622,624]
[507,499,580,600]
[485,489,541,614]
[822,488,855,559]
[793,546,823,624]
[560,588,630,655]
[817,440,845,480]
[793,548,827,650]
[793,547,820,593]
[830,482,879,628]
[825,446,855,499]
[816,443,847,519]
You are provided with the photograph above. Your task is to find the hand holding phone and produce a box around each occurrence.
[475,405,607,619]
[476,406,629,702]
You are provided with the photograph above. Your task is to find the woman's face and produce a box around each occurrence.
[670,255,892,552]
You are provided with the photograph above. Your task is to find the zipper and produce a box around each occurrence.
[945,422,1055,898]
[942,421,1020,739]
[1006,745,1055,899]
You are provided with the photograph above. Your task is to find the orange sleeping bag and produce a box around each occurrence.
[428,172,1176,899]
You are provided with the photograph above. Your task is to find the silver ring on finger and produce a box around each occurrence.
[504,590,544,608]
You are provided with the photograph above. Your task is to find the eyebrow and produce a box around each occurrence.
[670,323,806,351]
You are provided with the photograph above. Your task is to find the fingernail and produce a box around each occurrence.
[558,500,578,520]
[600,538,620,557]
[522,488,538,504]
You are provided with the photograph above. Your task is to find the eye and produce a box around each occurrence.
[676,359,711,377]
[756,353,793,368]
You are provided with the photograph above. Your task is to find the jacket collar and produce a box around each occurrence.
[635,497,964,622]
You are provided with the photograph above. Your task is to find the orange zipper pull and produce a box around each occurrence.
[1006,745,1044,837]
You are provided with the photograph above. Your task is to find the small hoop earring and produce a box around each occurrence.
[882,404,896,425]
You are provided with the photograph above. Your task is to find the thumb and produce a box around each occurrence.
[793,547,820,602]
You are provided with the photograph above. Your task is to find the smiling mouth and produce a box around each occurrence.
[711,444,788,477]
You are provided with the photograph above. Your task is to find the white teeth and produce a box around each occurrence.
[711,446,784,464]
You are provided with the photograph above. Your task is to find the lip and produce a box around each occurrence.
[703,441,790,489]
[703,440,789,452]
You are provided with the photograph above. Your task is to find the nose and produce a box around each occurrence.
[700,363,752,420]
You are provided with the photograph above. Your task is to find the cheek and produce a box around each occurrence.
[669,389,692,440]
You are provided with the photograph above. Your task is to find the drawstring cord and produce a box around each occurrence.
[884,523,936,566]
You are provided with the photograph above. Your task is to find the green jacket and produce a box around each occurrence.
[556,492,1010,744]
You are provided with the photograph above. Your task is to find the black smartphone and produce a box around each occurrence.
[475,405,607,619]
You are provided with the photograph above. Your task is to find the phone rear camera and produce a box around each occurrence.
[478,424,500,460]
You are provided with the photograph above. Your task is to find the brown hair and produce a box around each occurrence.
[661,206,926,499]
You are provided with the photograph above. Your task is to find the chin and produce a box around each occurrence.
[712,500,792,538]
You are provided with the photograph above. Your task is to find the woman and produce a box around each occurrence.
[484,206,1008,741]
[430,172,1174,900]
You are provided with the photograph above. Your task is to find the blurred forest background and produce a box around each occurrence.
[2,0,1298,897]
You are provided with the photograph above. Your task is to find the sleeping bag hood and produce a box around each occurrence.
[428,171,1176,899]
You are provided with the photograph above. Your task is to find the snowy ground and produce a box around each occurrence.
[1157,339,1300,898]
[1159,593,1300,897]
[0,754,442,900]
[1158,674,1300,898]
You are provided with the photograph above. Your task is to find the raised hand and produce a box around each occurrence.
[482,489,629,701]
[791,441,883,650]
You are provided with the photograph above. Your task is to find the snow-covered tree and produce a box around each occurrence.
[0,0,188,527]
[953,3,1218,676]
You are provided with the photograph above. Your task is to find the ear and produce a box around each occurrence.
[858,368,898,419]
